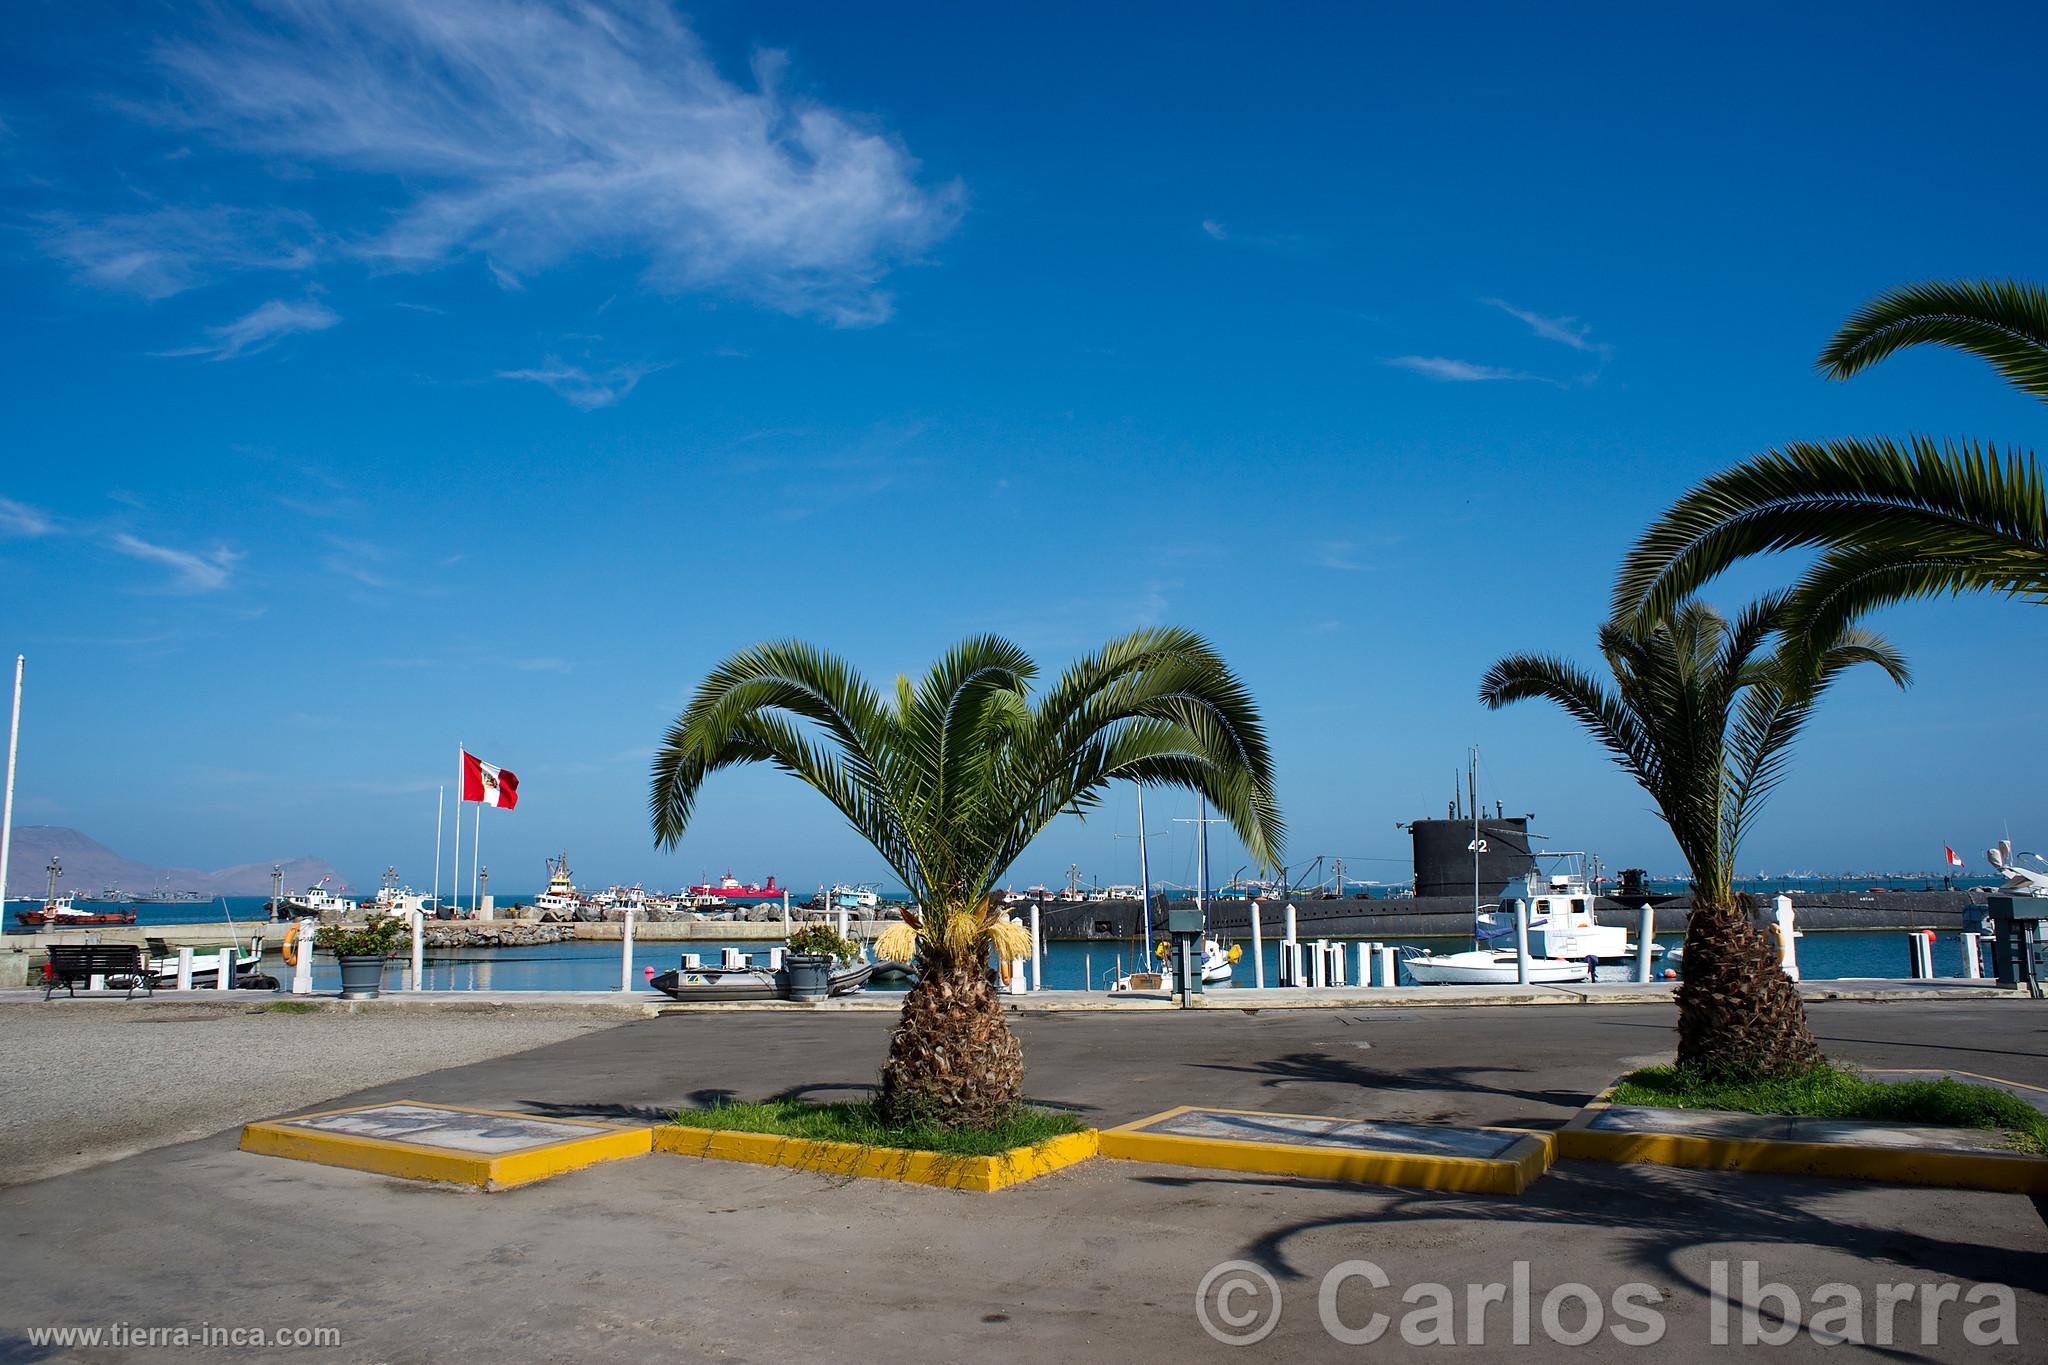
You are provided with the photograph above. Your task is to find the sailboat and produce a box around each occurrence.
[1110,790,1236,991]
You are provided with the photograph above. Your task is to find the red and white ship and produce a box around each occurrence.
[687,873,784,903]
[15,894,138,928]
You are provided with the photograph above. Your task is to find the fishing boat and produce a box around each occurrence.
[533,854,587,919]
[1475,855,1645,961]
[362,867,430,917]
[279,877,355,918]
[686,873,785,903]
[14,894,138,928]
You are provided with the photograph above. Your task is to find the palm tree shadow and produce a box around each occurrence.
[1134,1161,2045,1293]
[1191,1051,1590,1116]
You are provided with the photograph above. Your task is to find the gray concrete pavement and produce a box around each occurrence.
[2,1000,2044,1362]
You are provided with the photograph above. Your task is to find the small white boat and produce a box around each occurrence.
[1400,947,1590,985]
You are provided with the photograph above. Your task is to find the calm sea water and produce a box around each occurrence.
[4,894,1987,990]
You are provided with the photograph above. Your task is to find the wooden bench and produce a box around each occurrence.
[44,944,155,1000]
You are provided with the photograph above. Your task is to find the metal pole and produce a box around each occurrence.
[1514,895,1531,986]
[471,804,481,918]
[452,745,464,914]
[1030,904,1042,992]
[781,889,790,939]
[0,655,22,915]
[431,784,444,920]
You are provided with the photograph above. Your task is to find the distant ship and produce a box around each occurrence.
[688,873,784,903]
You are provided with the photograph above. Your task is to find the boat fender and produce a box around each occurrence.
[282,921,303,967]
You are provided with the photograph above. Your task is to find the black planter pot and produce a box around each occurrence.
[784,953,833,1001]
[337,954,389,1000]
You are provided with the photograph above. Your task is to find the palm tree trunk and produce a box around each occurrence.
[877,953,1024,1127]
[1674,897,1820,1077]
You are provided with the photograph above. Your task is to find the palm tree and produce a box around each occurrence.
[650,628,1282,1127]
[1479,594,1908,1077]
[1612,279,2048,636]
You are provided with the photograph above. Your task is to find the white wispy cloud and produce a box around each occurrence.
[1315,540,1366,571]
[497,361,662,409]
[108,532,241,591]
[1385,355,1535,383]
[0,498,58,538]
[1482,297,1609,354]
[1200,219,1229,241]
[164,298,340,361]
[40,205,319,300]
[150,0,962,326]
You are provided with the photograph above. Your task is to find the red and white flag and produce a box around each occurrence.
[461,751,520,809]
[1945,845,1965,868]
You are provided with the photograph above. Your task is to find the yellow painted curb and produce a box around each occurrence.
[1560,1084,2048,1195]
[651,1125,1099,1191]
[241,1102,653,1190]
[1097,1106,1554,1194]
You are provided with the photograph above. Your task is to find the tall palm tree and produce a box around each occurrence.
[1612,279,2048,636]
[651,628,1282,1127]
[1479,594,1908,1077]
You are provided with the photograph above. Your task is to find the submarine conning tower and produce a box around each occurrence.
[1408,810,1536,900]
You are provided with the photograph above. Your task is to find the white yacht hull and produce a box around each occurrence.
[1401,950,1589,985]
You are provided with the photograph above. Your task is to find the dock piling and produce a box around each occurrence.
[175,947,193,991]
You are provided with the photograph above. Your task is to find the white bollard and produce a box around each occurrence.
[767,946,783,970]
[215,947,234,991]
[836,908,849,941]
[411,909,425,991]
[1030,906,1042,992]
[1312,939,1329,989]
[175,946,194,991]
[1378,945,1397,988]
[1329,943,1345,988]
[1250,901,1266,989]
[1284,902,1298,952]
[1634,905,1655,983]
[1772,896,1800,981]
[722,946,743,969]
[291,935,314,995]
[682,952,702,970]
[1962,932,1983,979]
[620,907,636,992]
[1285,941,1302,988]
[1356,941,1372,988]
[1514,898,1532,986]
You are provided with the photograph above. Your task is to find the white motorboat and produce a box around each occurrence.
[1401,947,1590,985]
[1476,858,1649,962]
[281,877,354,918]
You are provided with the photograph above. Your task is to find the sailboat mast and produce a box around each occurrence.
[1135,784,1151,939]
[1469,746,1480,916]
[1196,794,1208,920]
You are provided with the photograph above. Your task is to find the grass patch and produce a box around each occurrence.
[668,1099,1084,1158]
[263,1000,320,1014]
[1611,1063,2048,1155]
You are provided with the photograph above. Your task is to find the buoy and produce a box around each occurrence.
[282,921,303,967]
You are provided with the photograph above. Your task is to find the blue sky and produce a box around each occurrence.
[3,1,2044,895]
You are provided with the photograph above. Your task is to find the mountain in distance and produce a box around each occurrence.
[2,827,349,900]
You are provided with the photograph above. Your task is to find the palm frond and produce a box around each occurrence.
[1819,278,2048,402]
[1612,436,2048,630]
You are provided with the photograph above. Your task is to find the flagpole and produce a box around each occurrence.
[453,743,464,914]
[432,785,444,916]
[471,804,482,916]
[0,655,22,913]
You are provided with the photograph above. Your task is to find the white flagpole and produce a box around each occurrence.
[431,784,444,916]
[0,655,22,913]
[453,744,464,914]
[471,804,481,915]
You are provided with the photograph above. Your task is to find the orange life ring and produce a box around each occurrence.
[282,921,303,967]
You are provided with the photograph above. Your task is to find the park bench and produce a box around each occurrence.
[43,944,155,1000]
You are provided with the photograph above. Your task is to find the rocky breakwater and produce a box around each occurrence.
[419,922,575,949]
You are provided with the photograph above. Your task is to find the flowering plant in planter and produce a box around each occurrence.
[785,923,861,965]
[314,915,413,959]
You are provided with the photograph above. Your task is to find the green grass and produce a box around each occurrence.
[1611,1063,2048,1154]
[667,1099,1085,1157]
[262,1000,320,1014]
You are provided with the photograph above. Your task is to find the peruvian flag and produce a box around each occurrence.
[462,751,520,809]
[1945,845,1965,868]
